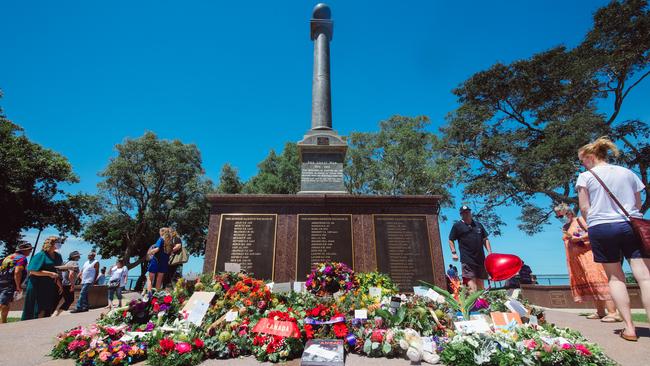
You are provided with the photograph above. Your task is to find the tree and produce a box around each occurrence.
[0,93,98,254]
[243,142,301,194]
[441,0,650,235]
[217,163,243,193]
[345,115,455,205]
[83,132,212,288]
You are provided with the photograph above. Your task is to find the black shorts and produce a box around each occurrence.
[0,286,15,305]
[462,262,488,280]
[588,221,650,263]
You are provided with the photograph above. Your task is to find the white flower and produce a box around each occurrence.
[406,347,422,362]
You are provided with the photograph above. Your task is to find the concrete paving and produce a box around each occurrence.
[2,305,649,365]
[545,309,650,366]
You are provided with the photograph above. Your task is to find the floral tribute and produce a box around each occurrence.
[306,261,358,296]
[251,310,304,362]
[49,268,616,366]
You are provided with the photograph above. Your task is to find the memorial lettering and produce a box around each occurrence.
[374,215,434,291]
[296,214,353,279]
[215,214,277,280]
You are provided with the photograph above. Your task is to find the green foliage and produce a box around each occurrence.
[216,163,243,194]
[0,94,98,254]
[243,142,300,194]
[418,280,483,320]
[440,0,650,235]
[83,132,213,275]
[345,115,455,205]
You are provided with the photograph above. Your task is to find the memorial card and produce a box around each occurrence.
[181,292,216,326]
[301,339,344,366]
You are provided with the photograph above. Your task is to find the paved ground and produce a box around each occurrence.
[545,309,650,366]
[2,305,649,365]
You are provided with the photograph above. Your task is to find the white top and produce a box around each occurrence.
[108,266,128,287]
[80,259,99,284]
[576,164,645,227]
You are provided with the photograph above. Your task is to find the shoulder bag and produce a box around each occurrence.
[169,247,189,266]
[588,168,650,255]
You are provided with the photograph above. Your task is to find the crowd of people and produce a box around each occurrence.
[0,226,186,323]
[447,137,649,342]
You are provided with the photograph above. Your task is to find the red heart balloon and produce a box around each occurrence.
[485,253,523,281]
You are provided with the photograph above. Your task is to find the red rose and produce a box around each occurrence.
[163,295,173,304]
[193,338,204,348]
[122,311,127,317]
[333,323,348,338]
[153,303,160,312]
[151,297,158,304]
[304,324,314,339]
[371,329,384,343]
[159,338,175,352]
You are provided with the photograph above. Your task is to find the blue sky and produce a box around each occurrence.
[2,1,648,276]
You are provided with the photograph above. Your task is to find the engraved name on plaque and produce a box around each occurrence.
[214,214,277,280]
[296,214,353,279]
[373,215,435,291]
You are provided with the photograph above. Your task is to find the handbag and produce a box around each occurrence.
[169,247,189,266]
[588,168,650,255]
[108,279,121,289]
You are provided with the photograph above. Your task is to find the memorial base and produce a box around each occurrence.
[203,194,446,291]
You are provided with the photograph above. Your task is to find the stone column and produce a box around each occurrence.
[311,4,333,130]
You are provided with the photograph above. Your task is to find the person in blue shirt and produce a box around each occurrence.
[147,227,172,293]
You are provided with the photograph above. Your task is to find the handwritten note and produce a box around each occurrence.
[354,309,368,319]
[369,287,382,298]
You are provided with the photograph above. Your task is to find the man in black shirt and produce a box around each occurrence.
[448,206,492,291]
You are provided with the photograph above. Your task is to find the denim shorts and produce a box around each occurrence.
[588,221,649,263]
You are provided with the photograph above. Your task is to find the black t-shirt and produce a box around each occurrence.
[449,219,488,266]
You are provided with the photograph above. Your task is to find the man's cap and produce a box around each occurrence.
[17,243,33,252]
[69,251,81,259]
[460,205,471,213]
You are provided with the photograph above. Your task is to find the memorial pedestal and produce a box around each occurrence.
[203,194,446,290]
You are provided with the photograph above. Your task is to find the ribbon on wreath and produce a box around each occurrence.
[252,318,301,338]
[304,316,346,325]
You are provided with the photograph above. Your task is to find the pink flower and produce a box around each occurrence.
[574,344,592,356]
[562,343,572,350]
[175,342,192,354]
[99,351,110,361]
[523,339,537,350]
[542,344,553,353]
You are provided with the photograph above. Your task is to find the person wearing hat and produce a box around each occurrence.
[53,251,81,316]
[0,243,32,323]
[448,206,492,291]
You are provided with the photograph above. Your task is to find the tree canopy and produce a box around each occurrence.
[441,0,650,235]
[241,142,301,194]
[82,132,213,281]
[0,93,97,254]
[345,115,455,205]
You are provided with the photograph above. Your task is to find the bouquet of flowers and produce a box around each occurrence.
[77,340,147,366]
[306,262,358,297]
[50,326,97,359]
[303,304,350,340]
[147,336,206,366]
[204,316,254,359]
[251,310,304,362]
[225,274,271,310]
[356,272,398,297]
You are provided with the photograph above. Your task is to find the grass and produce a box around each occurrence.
[6,317,20,323]
[632,313,649,323]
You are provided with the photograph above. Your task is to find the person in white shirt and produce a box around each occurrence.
[71,251,99,313]
[106,258,128,308]
[576,137,649,342]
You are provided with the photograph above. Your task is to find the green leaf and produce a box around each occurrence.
[371,342,380,350]
[382,342,392,354]
[363,339,372,354]
[375,309,394,323]
[395,306,407,325]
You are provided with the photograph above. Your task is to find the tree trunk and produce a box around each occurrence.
[134,261,148,291]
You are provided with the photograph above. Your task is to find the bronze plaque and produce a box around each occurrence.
[550,292,567,307]
[374,215,434,291]
[296,214,353,280]
[214,214,277,280]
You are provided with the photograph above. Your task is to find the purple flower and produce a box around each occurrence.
[472,298,489,311]
[159,304,169,312]
[145,322,155,331]
[324,266,333,274]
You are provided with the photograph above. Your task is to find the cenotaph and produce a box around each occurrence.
[203,4,445,291]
